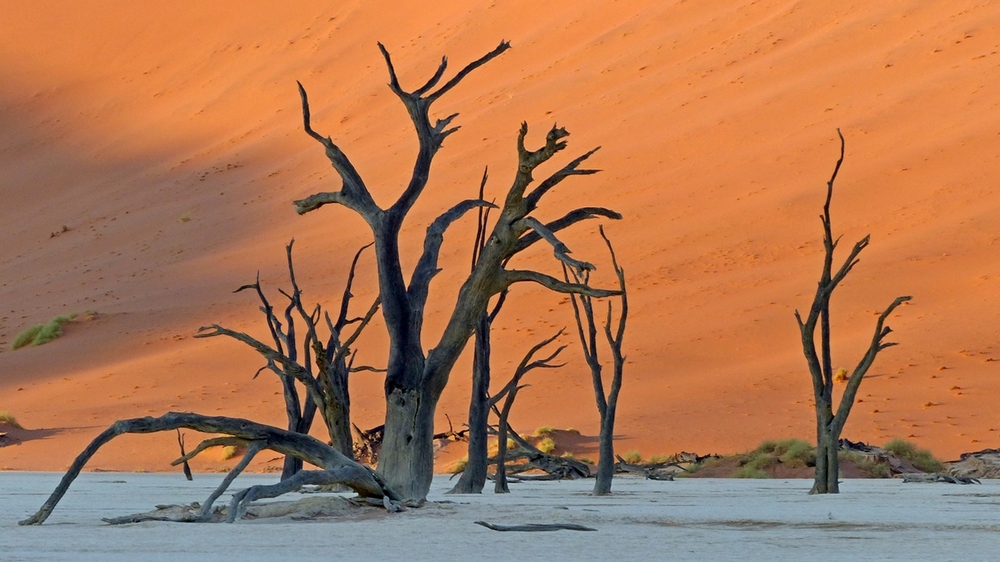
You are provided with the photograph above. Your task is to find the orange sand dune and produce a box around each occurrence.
[2,1,1000,472]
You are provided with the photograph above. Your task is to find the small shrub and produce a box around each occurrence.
[741,452,777,472]
[622,450,643,464]
[834,367,849,383]
[883,439,943,473]
[0,412,22,429]
[533,426,555,437]
[560,452,575,460]
[220,445,243,460]
[11,315,75,350]
[734,465,770,479]
[648,454,672,464]
[774,439,816,467]
[448,456,468,474]
[537,437,556,454]
[753,440,778,454]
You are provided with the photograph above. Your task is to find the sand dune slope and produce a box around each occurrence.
[1,0,999,471]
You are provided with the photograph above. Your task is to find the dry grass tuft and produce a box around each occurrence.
[0,411,22,429]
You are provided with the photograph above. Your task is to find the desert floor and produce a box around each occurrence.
[5,473,1000,561]
[3,1,1000,471]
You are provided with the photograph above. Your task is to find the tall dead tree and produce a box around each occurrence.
[450,172,509,494]
[565,226,627,496]
[795,130,911,494]
[196,240,380,478]
[295,41,620,500]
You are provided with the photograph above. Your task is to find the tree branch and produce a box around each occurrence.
[408,198,497,310]
[293,81,380,219]
[504,269,621,298]
[511,207,621,256]
[523,147,601,212]
[519,217,595,276]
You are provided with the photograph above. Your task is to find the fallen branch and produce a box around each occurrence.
[901,473,981,485]
[20,412,399,525]
[474,521,597,532]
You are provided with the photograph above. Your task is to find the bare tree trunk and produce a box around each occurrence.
[796,130,911,495]
[566,227,627,496]
[380,392,437,501]
[450,175,499,495]
[450,313,491,494]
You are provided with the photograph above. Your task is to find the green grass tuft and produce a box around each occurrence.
[533,426,555,437]
[536,437,556,454]
[0,412,22,429]
[11,314,75,350]
[774,439,816,467]
[734,465,771,479]
[883,438,943,473]
[736,438,816,477]
[448,456,468,474]
[220,445,243,460]
[622,450,643,464]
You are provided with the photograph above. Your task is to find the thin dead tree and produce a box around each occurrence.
[295,40,620,500]
[196,239,380,479]
[795,130,911,495]
[565,225,627,496]
[449,169,509,494]
[490,330,566,493]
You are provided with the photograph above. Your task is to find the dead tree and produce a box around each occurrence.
[795,130,911,495]
[295,41,620,500]
[489,330,565,493]
[196,240,380,478]
[20,412,398,525]
[565,226,627,496]
[449,171,509,494]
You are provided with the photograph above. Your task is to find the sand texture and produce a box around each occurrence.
[2,1,1000,472]
[6,473,1000,560]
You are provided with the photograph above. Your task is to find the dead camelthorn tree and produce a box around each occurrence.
[196,239,380,479]
[295,40,621,500]
[489,330,566,493]
[565,225,627,496]
[450,170,510,494]
[795,130,911,495]
[22,40,623,525]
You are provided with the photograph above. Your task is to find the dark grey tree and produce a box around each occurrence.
[294,41,620,500]
[565,226,627,496]
[22,41,623,524]
[448,171,506,494]
[196,240,380,479]
[795,130,911,494]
